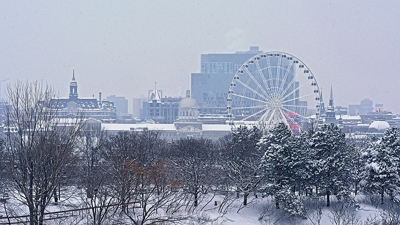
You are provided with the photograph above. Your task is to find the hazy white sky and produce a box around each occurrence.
[1,1,399,113]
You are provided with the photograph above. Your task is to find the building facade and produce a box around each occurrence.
[106,95,128,118]
[142,89,182,123]
[51,72,117,121]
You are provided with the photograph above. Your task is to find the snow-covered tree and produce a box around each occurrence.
[308,123,353,207]
[259,123,305,214]
[362,127,400,204]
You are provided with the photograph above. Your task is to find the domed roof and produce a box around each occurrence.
[368,120,390,133]
[179,97,198,108]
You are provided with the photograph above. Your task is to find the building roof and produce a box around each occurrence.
[102,123,176,132]
[101,123,232,132]
[368,120,390,132]
[179,97,198,108]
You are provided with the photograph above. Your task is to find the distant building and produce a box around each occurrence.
[367,120,390,135]
[103,92,231,140]
[191,46,262,113]
[321,86,337,125]
[349,98,374,115]
[143,88,182,124]
[375,103,384,112]
[335,106,348,116]
[132,97,146,119]
[106,95,128,118]
[51,71,116,121]
[0,101,7,125]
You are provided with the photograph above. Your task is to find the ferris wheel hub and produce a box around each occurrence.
[267,100,282,109]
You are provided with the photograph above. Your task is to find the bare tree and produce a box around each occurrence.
[4,81,84,225]
[104,130,184,224]
[380,200,400,225]
[219,126,263,206]
[304,196,324,225]
[326,201,362,225]
[78,124,116,225]
[167,137,217,209]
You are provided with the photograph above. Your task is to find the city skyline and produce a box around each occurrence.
[1,1,399,113]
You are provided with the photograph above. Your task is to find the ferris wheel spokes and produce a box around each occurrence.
[235,79,271,102]
[254,60,275,100]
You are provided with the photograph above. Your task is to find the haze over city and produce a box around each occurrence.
[1,0,399,113]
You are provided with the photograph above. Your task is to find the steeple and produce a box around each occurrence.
[320,89,325,113]
[325,85,337,124]
[69,70,78,100]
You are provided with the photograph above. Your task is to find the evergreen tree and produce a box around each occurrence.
[308,123,353,207]
[362,127,400,204]
[259,123,305,215]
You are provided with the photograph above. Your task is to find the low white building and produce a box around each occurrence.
[102,95,232,140]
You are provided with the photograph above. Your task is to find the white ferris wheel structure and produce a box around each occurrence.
[227,51,321,133]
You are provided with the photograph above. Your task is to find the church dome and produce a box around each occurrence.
[368,120,390,133]
[179,97,198,108]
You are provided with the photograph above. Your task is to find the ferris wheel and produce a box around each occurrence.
[227,51,321,133]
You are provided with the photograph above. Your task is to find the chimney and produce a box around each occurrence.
[186,90,190,98]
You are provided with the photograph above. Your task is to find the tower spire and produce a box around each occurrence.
[330,85,333,99]
[69,70,78,100]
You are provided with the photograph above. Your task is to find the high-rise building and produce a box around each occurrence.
[191,46,262,110]
[132,97,146,119]
[106,95,128,117]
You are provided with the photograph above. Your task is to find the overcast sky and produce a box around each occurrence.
[1,1,399,113]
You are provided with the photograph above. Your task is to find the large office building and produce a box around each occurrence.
[191,46,262,113]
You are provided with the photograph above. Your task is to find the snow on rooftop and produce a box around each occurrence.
[101,123,233,132]
[102,123,176,131]
[336,115,361,120]
[368,120,390,132]
[202,124,231,131]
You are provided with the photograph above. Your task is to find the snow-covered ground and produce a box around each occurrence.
[0,193,392,224]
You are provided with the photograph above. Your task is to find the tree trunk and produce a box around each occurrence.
[54,188,58,204]
[275,197,279,209]
[381,188,384,205]
[244,193,248,206]
[194,192,198,207]
[326,190,330,207]
[355,182,358,195]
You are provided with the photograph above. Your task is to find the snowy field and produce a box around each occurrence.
[0,192,395,225]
